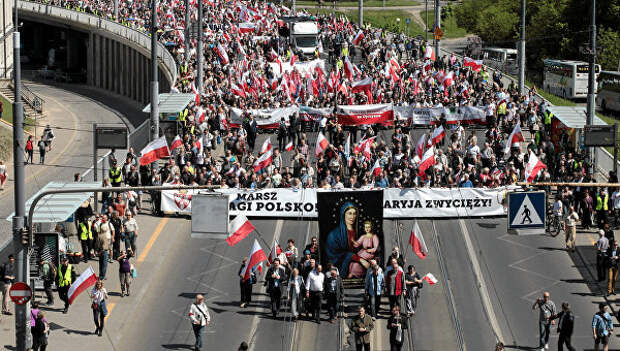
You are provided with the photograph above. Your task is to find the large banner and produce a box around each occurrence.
[393,106,433,125]
[394,106,486,126]
[442,106,486,125]
[162,187,510,218]
[317,190,385,279]
[269,59,326,78]
[229,106,299,129]
[299,106,333,122]
[336,103,394,126]
[383,187,508,218]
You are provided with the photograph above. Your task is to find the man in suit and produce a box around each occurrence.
[351,306,374,351]
[550,302,575,351]
[606,240,619,295]
[387,305,409,351]
[324,267,344,323]
[243,115,258,152]
[265,258,286,318]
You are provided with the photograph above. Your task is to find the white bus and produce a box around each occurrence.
[481,47,518,75]
[596,70,620,112]
[543,59,601,99]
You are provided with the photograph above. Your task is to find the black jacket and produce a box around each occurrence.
[324,275,344,301]
[265,265,287,294]
[386,313,408,345]
[606,246,619,268]
[551,310,574,336]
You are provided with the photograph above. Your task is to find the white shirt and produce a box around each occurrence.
[553,201,563,216]
[90,287,108,304]
[189,302,211,326]
[305,270,325,292]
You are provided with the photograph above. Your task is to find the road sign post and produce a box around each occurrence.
[9,282,33,305]
[507,191,546,235]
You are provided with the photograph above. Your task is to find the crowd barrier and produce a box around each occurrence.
[161,187,514,218]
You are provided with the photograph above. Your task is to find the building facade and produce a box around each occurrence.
[0,0,13,78]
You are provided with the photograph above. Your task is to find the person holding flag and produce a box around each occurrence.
[238,257,258,308]
[56,256,78,314]
[404,265,423,316]
[90,280,109,337]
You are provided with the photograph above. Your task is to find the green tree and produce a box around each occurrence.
[598,27,620,71]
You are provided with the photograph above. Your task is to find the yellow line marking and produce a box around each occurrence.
[104,302,116,322]
[138,217,169,263]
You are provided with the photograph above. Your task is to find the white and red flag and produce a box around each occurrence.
[503,122,525,156]
[351,77,372,93]
[268,240,284,263]
[240,240,268,282]
[216,43,229,64]
[524,151,546,183]
[464,57,482,72]
[289,53,298,66]
[418,146,436,174]
[139,136,170,166]
[344,57,354,81]
[424,46,435,61]
[315,132,329,156]
[196,107,206,124]
[409,221,428,260]
[68,266,98,304]
[226,215,255,246]
[423,273,438,285]
[260,137,272,154]
[253,148,273,172]
[231,83,246,98]
[170,135,183,150]
[415,134,426,159]
[430,126,446,145]
[238,22,256,33]
[284,140,294,152]
[371,159,382,177]
[191,82,200,104]
[352,30,364,45]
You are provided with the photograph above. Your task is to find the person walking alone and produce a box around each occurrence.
[117,250,132,297]
[31,310,49,351]
[188,294,211,351]
[90,280,109,336]
[532,291,556,351]
[404,265,423,316]
[1,254,15,315]
[56,256,77,314]
[606,240,619,295]
[25,135,33,164]
[549,302,575,351]
[387,305,408,351]
[39,259,56,305]
[352,306,374,351]
[592,302,614,351]
[564,205,579,252]
[37,136,47,164]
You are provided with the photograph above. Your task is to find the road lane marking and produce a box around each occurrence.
[248,219,283,351]
[459,219,505,344]
[137,217,169,263]
[104,302,116,322]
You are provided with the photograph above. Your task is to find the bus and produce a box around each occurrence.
[481,47,518,75]
[596,70,620,112]
[543,59,601,100]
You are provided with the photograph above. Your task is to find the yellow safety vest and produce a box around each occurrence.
[497,102,506,115]
[179,108,188,121]
[342,46,349,57]
[59,264,72,287]
[544,111,553,125]
[336,59,343,70]
[109,167,122,184]
[80,221,93,241]
[596,194,609,211]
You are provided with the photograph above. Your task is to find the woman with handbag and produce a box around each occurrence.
[90,280,109,336]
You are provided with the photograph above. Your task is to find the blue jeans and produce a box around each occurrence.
[124,231,136,254]
[192,324,205,349]
[369,294,381,318]
[93,300,108,331]
[539,321,551,347]
[99,251,109,279]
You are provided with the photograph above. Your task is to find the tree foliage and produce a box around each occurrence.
[454,0,620,72]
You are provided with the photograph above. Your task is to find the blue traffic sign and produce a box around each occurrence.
[508,191,546,230]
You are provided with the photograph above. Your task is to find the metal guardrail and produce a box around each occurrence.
[18,0,178,88]
[129,119,150,154]
[20,83,44,114]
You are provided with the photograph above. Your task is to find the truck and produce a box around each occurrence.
[289,21,319,59]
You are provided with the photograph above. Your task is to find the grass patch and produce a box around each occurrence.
[0,94,13,125]
[420,10,468,39]
[295,0,419,7]
[0,127,12,162]
[306,8,424,36]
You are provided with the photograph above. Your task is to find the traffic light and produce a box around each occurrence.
[20,228,31,247]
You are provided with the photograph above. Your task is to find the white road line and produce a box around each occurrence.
[459,219,505,344]
[248,219,284,351]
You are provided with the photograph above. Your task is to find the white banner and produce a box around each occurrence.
[299,106,333,122]
[162,188,510,218]
[269,59,326,78]
[382,187,509,218]
[336,103,394,126]
[394,106,487,126]
[229,106,299,129]
[393,106,434,125]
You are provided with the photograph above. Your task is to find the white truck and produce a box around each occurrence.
[290,21,319,59]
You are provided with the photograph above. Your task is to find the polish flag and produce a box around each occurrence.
[423,273,438,285]
[524,151,546,183]
[216,43,229,64]
[260,137,272,154]
[269,48,279,61]
[371,159,382,177]
[268,240,284,263]
[253,148,273,172]
[285,140,294,152]
[226,215,255,246]
[503,122,525,156]
[196,107,207,123]
[390,57,401,72]
[423,60,433,72]
[430,126,445,145]
[139,136,171,166]
[315,132,329,156]
[239,22,256,33]
[231,83,246,98]
[351,77,372,93]
[418,146,436,174]
[191,82,200,104]
[344,132,351,162]
[68,266,98,304]
[170,135,183,150]
[240,240,268,282]
[289,53,298,66]
[415,134,426,159]
[409,221,428,260]
[352,30,364,45]
[424,46,435,61]
[464,57,482,72]
[344,57,354,81]
[194,137,203,154]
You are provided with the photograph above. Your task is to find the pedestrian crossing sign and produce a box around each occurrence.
[508,191,546,230]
